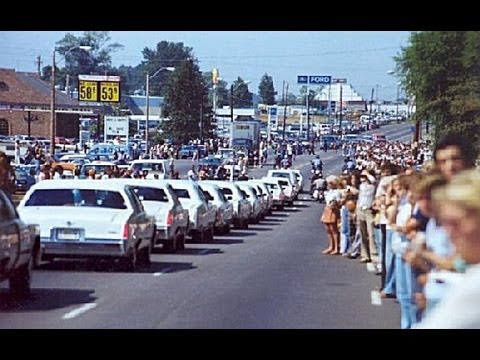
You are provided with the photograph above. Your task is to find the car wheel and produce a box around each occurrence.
[140,241,151,265]
[206,226,214,242]
[9,256,33,297]
[33,239,42,268]
[177,234,185,251]
[120,249,138,272]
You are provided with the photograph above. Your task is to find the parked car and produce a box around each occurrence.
[198,182,234,235]
[260,177,287,210]
[129,159,169,179]
[109,179,189,252]
[248,180,273,217]
[17,180,155,271]
[0,188,40,295]
[236,182,263,224]
[266,169,299,199]
[206,180,251,229]
[165,180,216,242]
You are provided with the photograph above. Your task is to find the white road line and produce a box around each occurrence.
[62,303,97,320]
[298,202,303,205]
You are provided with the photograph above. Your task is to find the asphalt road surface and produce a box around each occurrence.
[0,123,412,328]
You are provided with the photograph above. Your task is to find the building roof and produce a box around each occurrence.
[122,95,164,116]
[314,83,364,102]
[0,68,80,107]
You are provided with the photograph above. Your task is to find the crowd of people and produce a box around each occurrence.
[319,132,480,328]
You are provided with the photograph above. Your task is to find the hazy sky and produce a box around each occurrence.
[0,31,411,101]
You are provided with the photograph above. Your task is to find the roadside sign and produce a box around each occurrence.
[332,78,347,84]
[308,75,332,85]
[104,116,129,140]
[297,75,308,84]
[79,75,121,103]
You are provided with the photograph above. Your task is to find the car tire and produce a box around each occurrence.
[139,241,151,265]
[176,234,185,251]
[120,249,138,272]
[9,256,33,297]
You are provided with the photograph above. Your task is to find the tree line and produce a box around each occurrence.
[395,31,480,158]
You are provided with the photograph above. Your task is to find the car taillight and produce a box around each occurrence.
[122,224,129,240]
[166,211,174,226]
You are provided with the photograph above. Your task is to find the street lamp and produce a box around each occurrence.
[50,45,91,156]
[145,67,175,154]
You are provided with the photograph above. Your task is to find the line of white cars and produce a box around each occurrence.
[15,169,304,272]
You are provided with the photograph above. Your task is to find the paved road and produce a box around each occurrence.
[0,123,411,328]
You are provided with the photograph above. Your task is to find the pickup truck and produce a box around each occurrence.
[0,188,40,296]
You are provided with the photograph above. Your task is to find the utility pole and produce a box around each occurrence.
[306,85,310,142]
[65,74,70,97]
[145,73,150,152]
[327,83,331,123]
[36,55,42,77]
[282,81,288,141]
[50,50,56,156]
[369,87,374,114]
[27,111,31,138]
[230,84,234,123]
[200,103,203,142]
[339,84,343,132]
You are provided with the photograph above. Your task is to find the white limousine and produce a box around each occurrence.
[17,180,155,271]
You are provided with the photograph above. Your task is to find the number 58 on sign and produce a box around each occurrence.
[79,81,98,101]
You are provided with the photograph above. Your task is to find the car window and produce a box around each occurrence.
[172,188,190,199]
[220,187,233,196]
[133,186,168,202]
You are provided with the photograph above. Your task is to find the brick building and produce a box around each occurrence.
[0,68,96,139]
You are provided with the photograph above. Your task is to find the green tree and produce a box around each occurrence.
[116,64,145,96]
[160,60,212,144]
[42,31,123,91]
[232,77,253,108]
[141,41,193,97]
[298,85,317,105]
[395,31,480,152]
[258,73,276,105]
